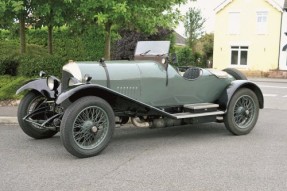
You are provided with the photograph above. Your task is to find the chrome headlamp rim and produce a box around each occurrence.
[47,76,60,91]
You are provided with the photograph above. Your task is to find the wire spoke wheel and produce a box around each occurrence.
[73,106,109,150]
[233,95,255,129]
[60,96,115,158]
[224,88,259,135]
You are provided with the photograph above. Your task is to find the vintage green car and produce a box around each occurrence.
[17,41,264,158]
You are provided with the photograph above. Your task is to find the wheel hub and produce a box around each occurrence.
[91,126,98,133]
[236,106,245,115]
[83,121,93,129]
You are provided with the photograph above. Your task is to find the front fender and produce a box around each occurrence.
[16,79,58,99]
[56,84,176,118]
[217,80,264,110]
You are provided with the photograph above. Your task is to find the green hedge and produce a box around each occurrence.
[0,41,65,77]
[0,26,106,77]
[26,26,105,61]
[17,55,66,77]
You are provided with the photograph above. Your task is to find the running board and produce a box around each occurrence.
[171,111,225,119]
[184,103,219,113]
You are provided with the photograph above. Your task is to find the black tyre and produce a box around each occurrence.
[17,91,58,139]
[60,96,115,158]
[223,68,247,80]
[224,88,259,135]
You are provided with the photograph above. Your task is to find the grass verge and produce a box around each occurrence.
[0,75,32,101]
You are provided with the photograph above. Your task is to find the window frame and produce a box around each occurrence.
[230,46,249,66]
[228,12,241,35]
[256,11,268,34]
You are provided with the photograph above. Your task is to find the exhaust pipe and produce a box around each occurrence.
[131,117,151,128]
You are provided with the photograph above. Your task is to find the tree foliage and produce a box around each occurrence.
[0,0,33,53]
[1,0,187,58]
[78,0,187,60]
[176,33,214,68]
[30,0,73,54]
[184,7,205,49]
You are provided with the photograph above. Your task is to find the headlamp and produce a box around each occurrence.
[47,76,60,91]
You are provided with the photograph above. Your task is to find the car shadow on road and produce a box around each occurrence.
[24,123,233,159]
[112,122,231,142]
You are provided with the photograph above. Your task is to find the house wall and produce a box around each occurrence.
[213,0,282,72]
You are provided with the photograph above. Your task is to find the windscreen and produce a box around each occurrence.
[134,41,170,56]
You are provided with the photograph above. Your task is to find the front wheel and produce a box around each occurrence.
[224,88,259,135]
[18,91,58,139]
[60,96,115,158]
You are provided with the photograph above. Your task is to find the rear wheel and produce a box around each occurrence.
[18,91,58,139]
[60,96,115,158]
[223,68,247,80]
[224,88,259,135]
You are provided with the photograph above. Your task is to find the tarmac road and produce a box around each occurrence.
[0,78,287,191]
[1,110,287,190]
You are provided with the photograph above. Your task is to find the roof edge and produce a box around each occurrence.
[265,0,283,12]
[214,0,283,14]
[214,0,233,13]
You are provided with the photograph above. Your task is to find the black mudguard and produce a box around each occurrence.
[16,79,59,99]
[217,80,264,110]
[56,84,176,118]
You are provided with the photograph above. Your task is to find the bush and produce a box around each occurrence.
[0,41,22,76]
[175,46,208,68]
[0,75,31,101]
[0,29,12,40]
[176,47,195,66]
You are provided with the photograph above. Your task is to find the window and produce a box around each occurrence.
[257,11,268,34]
[231,46,248,66]
[229,12,240,34]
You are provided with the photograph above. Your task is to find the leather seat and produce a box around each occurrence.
[183,67,201,80]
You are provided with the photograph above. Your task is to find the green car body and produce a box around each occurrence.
[16,41,264,158]
[61,60,232,107]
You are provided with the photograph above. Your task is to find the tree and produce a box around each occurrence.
[193,33,214,67]
[0,1,15,29]
[201,33,214,62]
[78,0,187,60]
[0,0,32,53]
[30,0,73,54]
[184,7,205,49]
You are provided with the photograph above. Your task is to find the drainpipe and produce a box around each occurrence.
[278,11,283,70]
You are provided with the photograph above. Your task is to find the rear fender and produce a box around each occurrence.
[56,84,175,118]
[16,79,57,99]
[217,80,264,110]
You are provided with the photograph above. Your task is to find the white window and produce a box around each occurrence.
[257,11,268,34]
[231,46,248,66]
[229,12,240,34]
